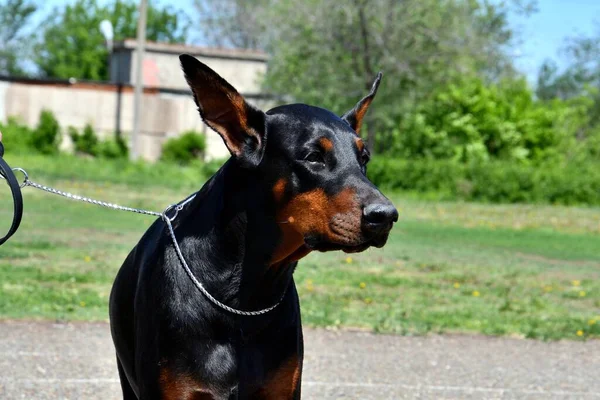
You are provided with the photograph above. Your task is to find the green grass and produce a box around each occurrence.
[1,153,600,340]
[2,151,207,190]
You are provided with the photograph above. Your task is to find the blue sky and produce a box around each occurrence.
[510,0,600,79]
[43,0,600,81]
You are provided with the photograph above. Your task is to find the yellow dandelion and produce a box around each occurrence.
[576,330,584,337]
[345,257,353,264]
[359,282,366,289]
[79,301,86,307]
[364,297,373,304]
[453,282,461,289]
[305,279,314,292]
[472,290,481,297]
[579,291,587,297]
[84,255,91,262]
[588,319,596,326]
[572,280,581,287]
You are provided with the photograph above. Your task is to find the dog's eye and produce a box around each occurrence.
[305,152,325,165]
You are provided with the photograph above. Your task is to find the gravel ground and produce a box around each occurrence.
[0,321,598,399]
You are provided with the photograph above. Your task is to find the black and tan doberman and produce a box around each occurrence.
[109,54,398,399]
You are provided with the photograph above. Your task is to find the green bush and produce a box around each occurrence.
[31,110,61,154]
[161,131,206,164]
[368,157,600,205]
[0,117,35,152]
[367,158,464,197]
[380,77,594,164]
[68,125,128,159]
[97,136,128,159]
[69,124,99,156]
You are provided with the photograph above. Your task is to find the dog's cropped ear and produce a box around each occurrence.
[341,72,383,135]
[180,54,266,168]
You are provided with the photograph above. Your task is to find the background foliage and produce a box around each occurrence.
[196,0,531,148]
[34,0,190,80]
[160,131,206,165]
[192,0,600,204]
[0,0,599,339]
[0,0,599,204]
[0,0,36,75]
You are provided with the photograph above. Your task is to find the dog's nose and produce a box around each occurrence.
[363,203,398,233]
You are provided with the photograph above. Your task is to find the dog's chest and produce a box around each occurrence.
[160,341,237,399]
[159,337,300,399]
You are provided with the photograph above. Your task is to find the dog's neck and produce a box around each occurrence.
[178,159,297,313]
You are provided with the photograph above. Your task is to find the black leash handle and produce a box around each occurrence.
[0,141,23,246]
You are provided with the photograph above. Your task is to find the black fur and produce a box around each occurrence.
[109,55,397,399]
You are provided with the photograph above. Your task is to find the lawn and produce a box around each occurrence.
[1,154,599,340]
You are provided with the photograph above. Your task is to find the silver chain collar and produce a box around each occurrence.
[6,168,286,316]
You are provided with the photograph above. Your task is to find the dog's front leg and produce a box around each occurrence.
[249,354,302,400]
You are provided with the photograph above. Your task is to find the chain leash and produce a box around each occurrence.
[2,168,285,316]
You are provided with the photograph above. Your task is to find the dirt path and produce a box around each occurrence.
[0,321,598,399]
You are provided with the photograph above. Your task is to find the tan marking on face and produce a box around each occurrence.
[319,137,334,152]
[355,138,365,153]
[255,354,301,399]
[271,178,310,266]
[271,222,308,266]
[280,187,358,238]
[272,178,287,203]
[271,187,362,265]
[160,367,211,400]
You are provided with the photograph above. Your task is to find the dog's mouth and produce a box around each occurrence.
[305,240,371,253]
[304,234,390,253]
[303,214,392,253]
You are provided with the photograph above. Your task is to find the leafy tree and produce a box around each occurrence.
[35,0,190,80]
[194,0,268,49]
[0,0,37,75]
[536,23,600,141]
[195,0,532,151]
[536,60,582,100]
[537,27,600,101]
